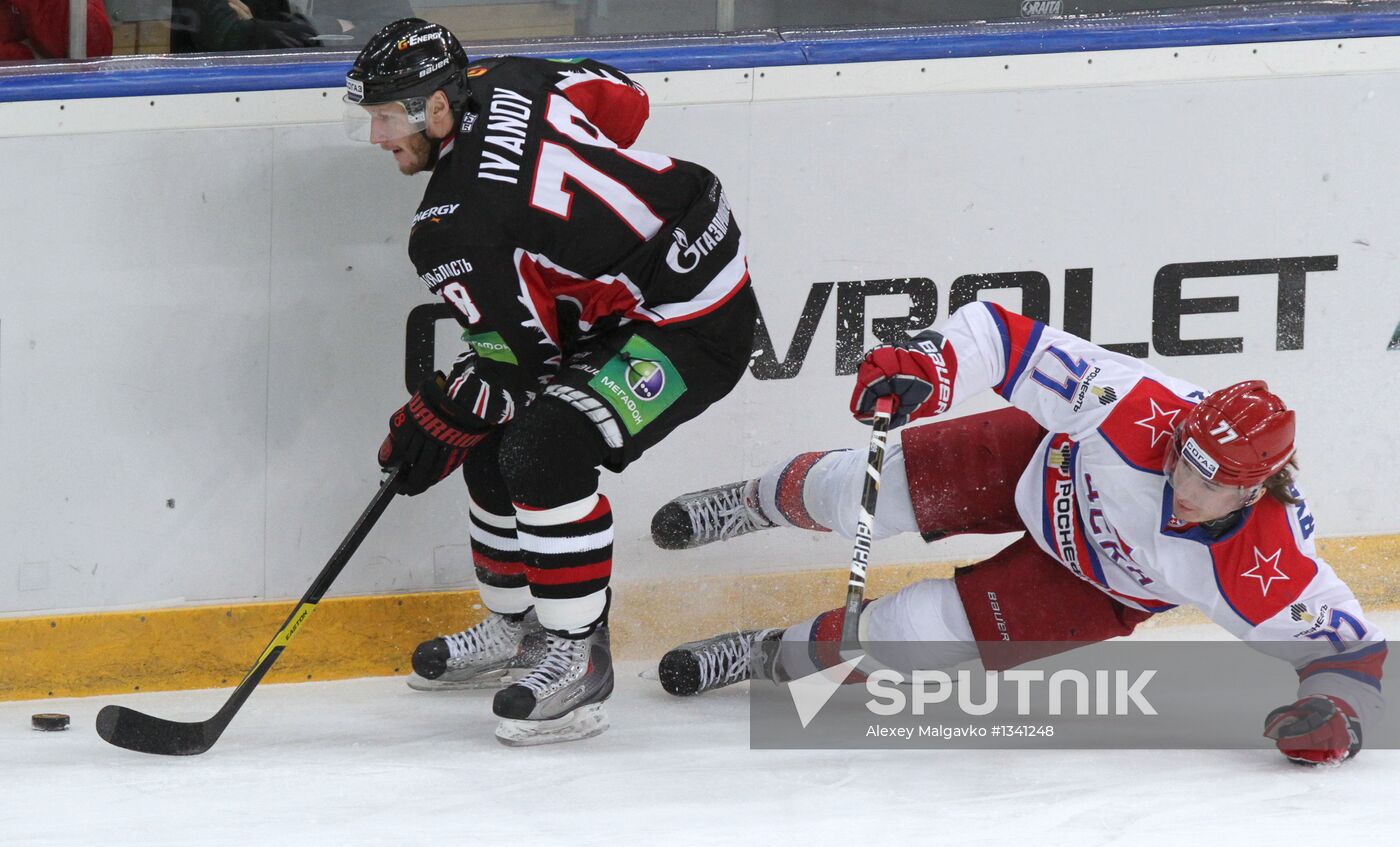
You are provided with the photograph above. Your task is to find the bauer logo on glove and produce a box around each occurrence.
[849,330,957,428]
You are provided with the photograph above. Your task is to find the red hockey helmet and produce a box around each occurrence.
[1174,380,1295,488]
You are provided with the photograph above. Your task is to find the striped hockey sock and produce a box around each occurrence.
[757,450,838,532]
[515,493,613,634]
[468,498,531,614]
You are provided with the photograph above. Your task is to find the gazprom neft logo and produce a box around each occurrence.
[665,190,732,274]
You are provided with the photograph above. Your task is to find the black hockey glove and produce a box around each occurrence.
[1263,695,1362,767]
[378,373,490,496]
[850,330,957,428]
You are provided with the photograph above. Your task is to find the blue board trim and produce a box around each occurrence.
[4,7,1400,102]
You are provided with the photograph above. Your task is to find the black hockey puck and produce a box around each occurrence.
[31,713,70,732]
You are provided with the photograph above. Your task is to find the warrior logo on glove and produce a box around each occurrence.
[379,372,491,496]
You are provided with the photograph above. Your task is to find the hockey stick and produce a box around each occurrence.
[96,467,403,756]
[839,395,897,659]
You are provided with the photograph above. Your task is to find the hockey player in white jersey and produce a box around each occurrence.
[651,302,1386,767]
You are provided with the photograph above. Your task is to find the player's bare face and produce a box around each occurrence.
[381,130,431,175]
[358,101,431,174]
[1166,451,1255,523]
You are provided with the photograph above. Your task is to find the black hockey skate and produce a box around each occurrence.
[658,628,784,696]
[408,608,547,691]
[650,480,776,550]
[492,625,614,746]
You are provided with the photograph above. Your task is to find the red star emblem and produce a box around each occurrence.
[1134,398,1181,449]
[1240,547,1289,596]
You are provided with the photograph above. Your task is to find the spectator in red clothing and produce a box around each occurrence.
[0,0,113,61]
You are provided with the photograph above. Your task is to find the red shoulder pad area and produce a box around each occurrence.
[557,72,649,148]
[1096,378,1195,474]
[1210,498,1316,626]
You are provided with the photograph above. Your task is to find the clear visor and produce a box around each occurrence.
[343,97,428,144]
[1164,445,1259,518]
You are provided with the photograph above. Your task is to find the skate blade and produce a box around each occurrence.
[494,702,609,747]
[406,668,530,692]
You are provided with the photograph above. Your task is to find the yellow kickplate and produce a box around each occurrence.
[2,534,1396,701]
[0,592,488,701]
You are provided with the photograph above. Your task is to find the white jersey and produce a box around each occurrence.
[936,302,1386,726]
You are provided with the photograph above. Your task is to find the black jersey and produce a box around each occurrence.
[407,57,749,425]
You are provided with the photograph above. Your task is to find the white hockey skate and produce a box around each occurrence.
[492,626,613,746]
[407,608,547,691]
[650,479,776,550]
[657,628,784,696]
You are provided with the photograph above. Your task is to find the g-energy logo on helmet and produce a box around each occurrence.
[398,31,444,50]
[1181,437,1220,480]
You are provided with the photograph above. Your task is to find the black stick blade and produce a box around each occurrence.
[96,705,219,756]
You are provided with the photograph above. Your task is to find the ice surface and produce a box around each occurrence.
[2,615,1396,846]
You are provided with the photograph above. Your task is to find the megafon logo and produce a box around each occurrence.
[625,358,666,400]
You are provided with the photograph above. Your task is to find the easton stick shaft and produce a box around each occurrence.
[96,467,403,755]
[838,395,897,659]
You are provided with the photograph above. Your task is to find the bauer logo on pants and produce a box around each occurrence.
[588,336,687,436]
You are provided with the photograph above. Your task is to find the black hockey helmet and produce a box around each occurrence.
[345,18,472,113]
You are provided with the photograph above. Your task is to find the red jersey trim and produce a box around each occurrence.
[1097,378,1195,475]
[1209,498,1316,626]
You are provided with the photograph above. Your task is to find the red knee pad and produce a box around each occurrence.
[803,605,871,684]
[901,407,1046,539]
[954,535,1152,671]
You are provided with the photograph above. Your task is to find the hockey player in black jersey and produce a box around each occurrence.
[344,19,756,745]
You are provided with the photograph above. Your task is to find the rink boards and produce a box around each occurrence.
[2,25,1399,698]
